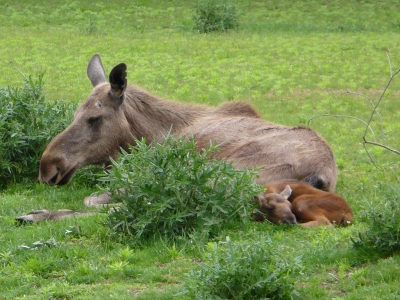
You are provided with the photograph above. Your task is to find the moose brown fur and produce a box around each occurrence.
[254,180,353,227]
[38,54,337,208]
[15,209,95,223]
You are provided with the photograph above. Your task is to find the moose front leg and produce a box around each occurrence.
[15,192,118,223]
[15,209,96,223]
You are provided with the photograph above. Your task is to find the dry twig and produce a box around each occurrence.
[308,53,400,167]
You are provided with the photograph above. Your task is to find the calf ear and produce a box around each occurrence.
[280,185,292,200]
[87,54,106,87]
[109,63,127,106]
[264,203,275,213]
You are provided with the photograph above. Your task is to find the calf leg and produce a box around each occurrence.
[292,199,333,227]
[299,216,333,227]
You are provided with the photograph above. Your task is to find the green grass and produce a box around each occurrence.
[1,0,400,299]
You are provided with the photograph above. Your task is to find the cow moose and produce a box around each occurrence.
[253,180,353,227]
[18,54,339,222]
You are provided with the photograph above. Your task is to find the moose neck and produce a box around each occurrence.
[123,86,208,143]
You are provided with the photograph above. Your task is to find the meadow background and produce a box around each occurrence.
[1,0,400,299]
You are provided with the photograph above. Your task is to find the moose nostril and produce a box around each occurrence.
[48,169,59,185]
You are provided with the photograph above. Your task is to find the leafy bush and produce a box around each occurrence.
[0,74,76,189]
[101,134,263,240]
[193,0,239,33]
[352,188,400,256]
[180,236,301,299]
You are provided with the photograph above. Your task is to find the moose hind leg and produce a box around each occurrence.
[84,192,115,207]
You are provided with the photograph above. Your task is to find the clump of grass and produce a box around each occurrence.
[0,74,76,189]
[101,134,263,241]
[192,0,239,33]
[179,236,302,299]
[351,187,400,256]
[84,18,97,35]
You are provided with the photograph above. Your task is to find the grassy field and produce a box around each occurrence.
[1,0,400,299]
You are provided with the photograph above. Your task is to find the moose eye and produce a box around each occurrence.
[88,116,102,127]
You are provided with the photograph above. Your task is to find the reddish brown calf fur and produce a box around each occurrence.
[256,180,353,227]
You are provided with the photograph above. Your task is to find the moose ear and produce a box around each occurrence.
[109,63,127,105]
[280,185,292,200]
[87,54,106,87]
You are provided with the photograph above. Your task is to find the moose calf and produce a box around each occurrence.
[253,180,353,227]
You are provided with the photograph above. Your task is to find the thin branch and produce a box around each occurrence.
[359,53,400,160]
[347,91,385,140]
[363,143,380,169]
[308,114,376,141]
[387,52,393,78]
[308,55,400,168]
[348,91,373,106]
[375,130,392,140]
[362,67,400,140]
[363,138,400,155]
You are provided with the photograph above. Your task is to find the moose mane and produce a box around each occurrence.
[121,86,209,143]
[121,85,261,144]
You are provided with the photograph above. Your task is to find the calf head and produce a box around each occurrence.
[39,54,134,185]
[253,185,297,225]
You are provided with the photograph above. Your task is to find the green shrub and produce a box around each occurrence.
[180,236,301,299]
[101,134,263,240]
[192,0,239,33]
[352,188,400,256]
[0,74,76,189]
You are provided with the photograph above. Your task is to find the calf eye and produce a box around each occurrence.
[88,116,102,127]
[265,204,276,213]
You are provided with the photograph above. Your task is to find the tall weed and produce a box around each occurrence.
[0,74,76,188]
[193,0,239,33]
[180,236,301,299]
[351,187,400,256]
[101,134,263,241]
